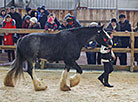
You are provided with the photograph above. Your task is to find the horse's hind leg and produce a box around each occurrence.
[27,61,47,91]
[59,65,71,91]
[69,61,82,87]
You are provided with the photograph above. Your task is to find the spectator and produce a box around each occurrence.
[0,9,6,18]
[31,10,38,18]
[22,16,31,37]
[37,7,41,21]
[23,7,32,21]
[22,16,31,28]
[105,18,121,65]
[29,17,41,29]
[0,9,6,53]
[9,6,23,43]
[38,6,49,29]
[85,22,97,64]
[2,14,16,62]
[0,16,3,53]
[9,6,22,28]
[59,19,68,30]
[119,14,131,65]
[133,22,138,65]
[45,14,58,32]
[65,13,81,28]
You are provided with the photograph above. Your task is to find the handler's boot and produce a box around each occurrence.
[98,73,104,85]
[104,73,113,88]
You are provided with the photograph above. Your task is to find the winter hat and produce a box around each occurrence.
[119,14,126,19]
[1,9,6,13]
[25,16,31,20]
[40,5,45,11]
[30,17,37,23]
[10,6,15,9]
[5,14,11,18]
[111,18,117,23]
[26,7,32,13]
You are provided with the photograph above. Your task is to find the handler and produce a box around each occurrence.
[98,32,116,87]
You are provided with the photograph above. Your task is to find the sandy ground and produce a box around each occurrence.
[0,69,138,102]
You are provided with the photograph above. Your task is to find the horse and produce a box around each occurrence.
[4,26,111,91]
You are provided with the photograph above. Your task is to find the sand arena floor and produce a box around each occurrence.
[0,68,138,102]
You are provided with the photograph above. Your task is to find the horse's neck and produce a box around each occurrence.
[76,28,97,48]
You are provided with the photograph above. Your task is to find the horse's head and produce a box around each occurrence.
[95,26,113,47]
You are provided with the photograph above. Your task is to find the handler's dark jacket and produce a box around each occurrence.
[100,38,115,62]
[119,20,131,47]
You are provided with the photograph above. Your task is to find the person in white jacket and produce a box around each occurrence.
[98,32,116,87]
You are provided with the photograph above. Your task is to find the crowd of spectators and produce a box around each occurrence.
[0,6,137,65]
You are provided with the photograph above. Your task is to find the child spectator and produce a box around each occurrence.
[98,32,116,87]
[45,14,57,32]
[29,17,41,29]
[65,13,81,28]
[2,14,16,62]
[22,16,31,28]
[22,16,31,37]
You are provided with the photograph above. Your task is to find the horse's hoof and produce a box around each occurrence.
[34,86,48,91]
[33,79,47,91]
[70,74,81,87]
[4,75,15,87]
[60,84,71,91]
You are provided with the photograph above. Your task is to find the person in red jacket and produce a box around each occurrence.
[2,14,16,62]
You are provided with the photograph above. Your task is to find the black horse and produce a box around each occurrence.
[4,26,111,91]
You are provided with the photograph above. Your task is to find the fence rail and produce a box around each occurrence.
[0,28,138,71]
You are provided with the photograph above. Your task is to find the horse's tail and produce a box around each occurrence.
[4,38,24,86]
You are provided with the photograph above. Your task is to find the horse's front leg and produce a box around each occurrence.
[69,61,82,87]
[59,65,71,91]
[28,62,47,91]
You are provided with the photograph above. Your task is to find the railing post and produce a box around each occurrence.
[130,32,135,72]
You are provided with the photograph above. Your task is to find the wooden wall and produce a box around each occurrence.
[15,8,138,27]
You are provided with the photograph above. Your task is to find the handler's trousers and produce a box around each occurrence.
[99,62,114,84]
